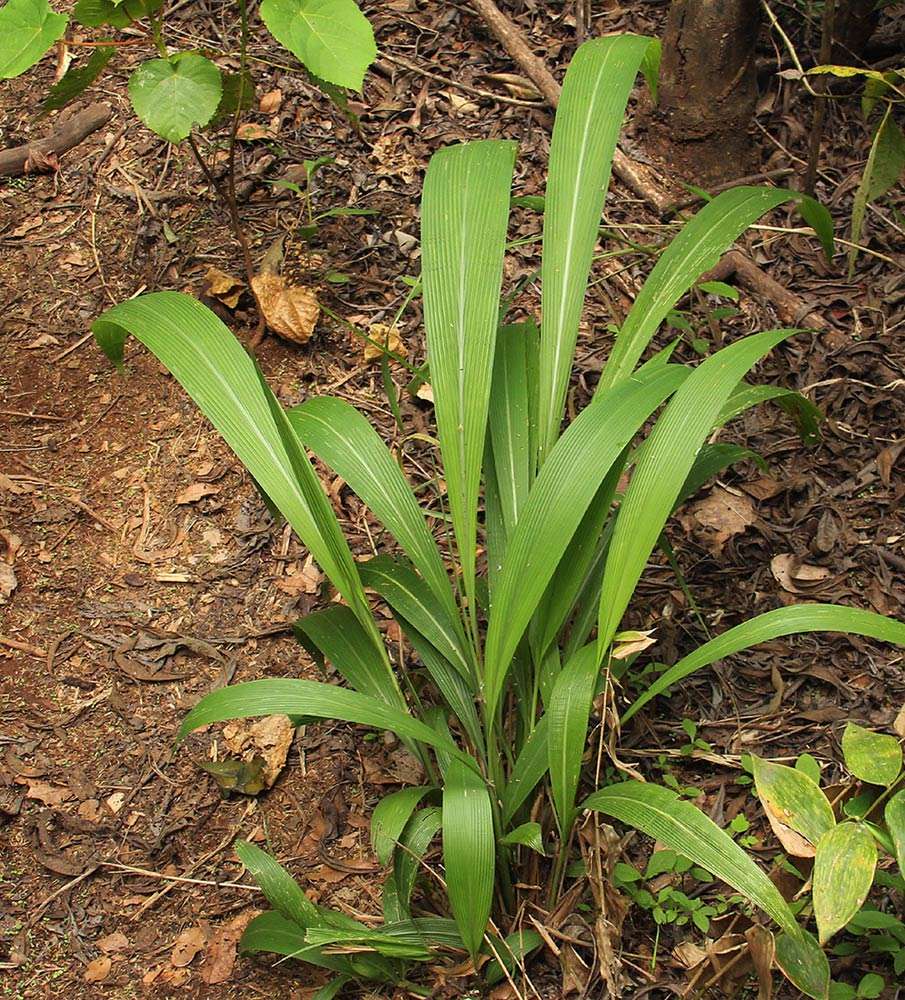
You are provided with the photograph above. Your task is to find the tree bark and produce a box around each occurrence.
[655,0,761,184]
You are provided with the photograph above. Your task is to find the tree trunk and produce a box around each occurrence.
[833,0,879,58]
[655,0,761,184]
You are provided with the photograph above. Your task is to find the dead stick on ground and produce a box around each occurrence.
[700,250,829,330]
[467,0,671,212]
[0,103,112,178]
[468,0,832,329]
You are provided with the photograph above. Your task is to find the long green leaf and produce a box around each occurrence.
[358,555,472,681]
[597,329,795,656]
[371,787,433,865]
[294,605,404,708]
[537,33,651,460]
[598,189,795,390]
[489,324,533,536]
[485,365,685,720]
[177,678,479,773]
[547,643,600,831]
[443,760,494,958]
[289,396,457,622]
[624,604,905,722]
[421,139,516,615]
[92,293,374,636]
[585,780,800,935]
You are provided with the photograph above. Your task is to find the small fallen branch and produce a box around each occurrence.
[701,250,829,330]
[0,103,111,177]
[467,0,833,329]
[468,0,671,212]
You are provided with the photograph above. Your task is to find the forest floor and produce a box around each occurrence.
[1,2,904,998]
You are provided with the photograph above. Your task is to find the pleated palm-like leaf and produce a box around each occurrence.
[93,32,905,1000]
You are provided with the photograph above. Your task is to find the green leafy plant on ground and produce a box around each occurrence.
[0,0,376,338]
[91,34,905,1000]
[751,723,905,995]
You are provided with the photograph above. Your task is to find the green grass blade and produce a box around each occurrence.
[547,643,600,831]
[177,678,477,772]
[421,139,517,615]
[239,912,360,975]
[485,365,685,720]
[597,329,796,656]
[598,189,795,391]
[501,715,549,826]
[442,759,495,958]
[625,604,905,722]
[489,324,533,536]
[289,396,457,621]
[585,780,800,936]
[294,605,406,709]
[358,555,473,681]
[92,293,370,629]
[537,33,651,461]
[371,787,433,865]
[717,383,822,445]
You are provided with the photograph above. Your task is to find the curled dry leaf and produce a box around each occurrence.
[170,925,208,968]
[363,322,405,363]
[83,956,112,983]
[175,482,221,505]
[251,273,319,344]
[259,88,282,113]
[24,780,73,808]
[682,487,756,555]
[203,266,244,309]
[770,553,831,594]
[222,714,294,787]
[745,924,775,1000]
[236,122,274,141]
[97,931,130,954]
[611,629,656,661]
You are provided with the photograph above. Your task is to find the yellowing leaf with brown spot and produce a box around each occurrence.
[813,821,876,944]
[751,756,834,857]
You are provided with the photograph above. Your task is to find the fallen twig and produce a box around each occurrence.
[700,249,829,330]
[0,103,112,177]
[467,0,671,212]
[467,0,834,328]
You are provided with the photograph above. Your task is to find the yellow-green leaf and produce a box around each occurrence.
[813,821,877,944]
[842,722,902,787]
[752,756,835,857]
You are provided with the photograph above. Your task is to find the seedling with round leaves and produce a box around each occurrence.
[0,0,376,127]
[91,34,905,999]
[751,724,905,991]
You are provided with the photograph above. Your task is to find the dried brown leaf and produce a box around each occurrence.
[83,956,112,983]
[251,273,319,344]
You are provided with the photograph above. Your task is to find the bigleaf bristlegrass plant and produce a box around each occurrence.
[93,35,905,999]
